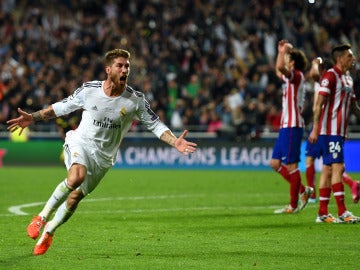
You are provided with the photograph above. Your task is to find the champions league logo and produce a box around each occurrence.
[321,79,329,87]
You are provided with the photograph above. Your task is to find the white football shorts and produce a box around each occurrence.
[63,130,110,196]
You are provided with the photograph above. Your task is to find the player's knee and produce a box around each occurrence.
[67,164,87,188]
[270,159,280,171]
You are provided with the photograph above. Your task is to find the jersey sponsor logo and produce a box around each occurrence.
[321,79,329,87]
[93,118,121,129]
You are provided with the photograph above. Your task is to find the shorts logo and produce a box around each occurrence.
[332,152,338,159]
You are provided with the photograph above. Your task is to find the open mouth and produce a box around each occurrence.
[120,75,127,81]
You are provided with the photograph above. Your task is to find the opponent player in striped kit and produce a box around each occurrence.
[309,43,360,223]
[7,49,197,255]
[305,57,360,213]
[270,40,313,214]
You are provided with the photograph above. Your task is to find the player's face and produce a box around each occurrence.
[342,49,355,71]
[109,57,130,86]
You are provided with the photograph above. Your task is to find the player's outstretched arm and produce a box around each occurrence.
[160,129,197,156]
[7,106,56,135]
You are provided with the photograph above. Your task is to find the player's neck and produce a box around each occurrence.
[335,63,347,74]
[103,81,125,97]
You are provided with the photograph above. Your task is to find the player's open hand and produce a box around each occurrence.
[175,130,197,156]
[6,108,33,135]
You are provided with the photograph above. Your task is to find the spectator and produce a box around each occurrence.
[1,0,360,137]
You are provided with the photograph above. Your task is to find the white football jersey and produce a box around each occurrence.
[52,80,169,166]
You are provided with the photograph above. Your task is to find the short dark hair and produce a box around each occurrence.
[290,49,308,72]
[331,43,351,63]
[104,49,130,66]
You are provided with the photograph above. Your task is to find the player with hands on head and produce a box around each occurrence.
[308,43,360,223]
[270,39,313,214]
[7,49,197,255]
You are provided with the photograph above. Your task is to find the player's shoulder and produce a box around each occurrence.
[75,81,103,97]
[323,68,338,79]
[82,80,103,90]
[320,69,337,87]
[124,85,145,99]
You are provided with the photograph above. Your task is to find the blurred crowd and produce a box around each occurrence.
[1,0,360,140]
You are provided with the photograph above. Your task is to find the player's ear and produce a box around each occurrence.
[105,66,111,74]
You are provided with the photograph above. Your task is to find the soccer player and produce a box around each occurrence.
[309,43,360,223]
[305,57,360,206]
[7,49,197,255]
[270,40,313,214]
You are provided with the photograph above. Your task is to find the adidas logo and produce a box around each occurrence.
[91,105,98,111]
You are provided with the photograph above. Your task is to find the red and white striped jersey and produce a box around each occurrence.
[318,66,355,137]
[280,70,305,128]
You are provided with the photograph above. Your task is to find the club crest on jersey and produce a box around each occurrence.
[321,79,329,87]
[332,152,338,159]
[120,108,127,117]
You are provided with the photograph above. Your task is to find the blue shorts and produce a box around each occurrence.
[272,127,304,164]
[317,135,345,165]
[305,139,322,159]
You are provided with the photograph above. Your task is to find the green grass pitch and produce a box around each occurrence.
[1,167,360,269]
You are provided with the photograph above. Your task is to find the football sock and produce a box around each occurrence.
[277,165,291,183]
[332,182,347,216]
[306,163,316,198]
[46,202,74,234]
[289,168,301,209]
[318,187,331,216]
[342,172,354,189]
[39,179,73,221]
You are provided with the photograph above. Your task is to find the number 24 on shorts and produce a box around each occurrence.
[329,141,341,153]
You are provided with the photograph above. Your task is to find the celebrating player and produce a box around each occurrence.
[7,49,197,255]
[270,40,313,214]
[309,43,360,223]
